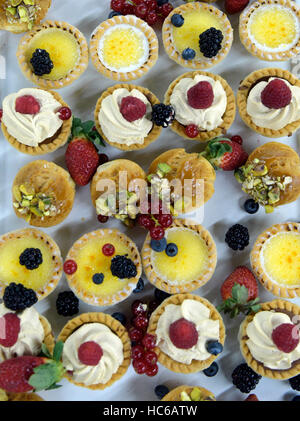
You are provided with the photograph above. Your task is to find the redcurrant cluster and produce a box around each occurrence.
[129,300,159,377]
[110,0,173,26]
[137,198,173,241]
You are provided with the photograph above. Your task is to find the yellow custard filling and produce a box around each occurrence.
[172,10,223,59]
[262,232,300,286]
[25,28,80,80]
[249,5,298,50]
[0,238,55,291]
[100,25,148,72]
[74,237,135,297]
[152,228,209,283]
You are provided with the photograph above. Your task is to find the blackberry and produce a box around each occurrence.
[3,283,38,311]
[133,278,145,293]
[152,104,175,128]
[225,224,249,251]
[19,248,43,270]
[199,27,223,58]
[30,49,53,76]
[56,291,79,317]
[110,255,137,279]
[290,374,300,391]
[232,363,261,393]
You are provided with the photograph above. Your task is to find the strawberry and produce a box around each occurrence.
[218,266,261,318]
[0,313,21,348]
[0,342,65,394]
[225,0,249,14]
[245,394,259,401]
[200,137,248,171]
[65,118,105,186]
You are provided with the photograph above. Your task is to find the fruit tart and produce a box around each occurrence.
[16,20,89,89]
[57,312,131,390]
[0,301,54,362]
[0,0,51,33]
[237,68,300,138]
[1,88,72,155]
[0,390,44,401]
[12,160,75,228]
[162,2,233,69]
[239,299,300,379]
[147,294,225,373]
[90,15,158,81]
[142,219,217,294]
[239,0,300,62]
[161,385,216,402]
[148,148,216,214]
[0,228,63,301]
[165,71,236,142]
[251,222,300,298]
[64,229,142,307]
[91,159,146,226]
[234,142,300,213]
[94,84,162,151]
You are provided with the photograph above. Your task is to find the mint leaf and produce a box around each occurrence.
[82,120,94,135]
[40,344,52,359]
[53,341,64,362]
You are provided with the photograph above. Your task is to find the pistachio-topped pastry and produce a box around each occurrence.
[161,385,216,402]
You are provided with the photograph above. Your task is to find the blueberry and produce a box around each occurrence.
[244,199,259,214]
[150,238,167,252]
[182,48,196,60]
[92,273,104,285]
[112,312,127,326]
[108,11,122,18]
[155,385,170,400]
[154,288,171,303]
[203,362,219,377]
[157,0,169,5]
[206,340,223,356]
[292,396,300,401]
[133,278,145,293]
[171,14,184,28]
[165,243,178,257]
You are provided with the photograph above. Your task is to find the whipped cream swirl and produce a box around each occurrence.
[0,304,45,362]
[62,323,124,386]
[98,88,153,146]
[169,75,227,131]
[156,299,220,365]
[245,311,300,370]
[247,77,300,130]
[2,88,63,147]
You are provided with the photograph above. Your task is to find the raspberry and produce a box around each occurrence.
[145,363,158,377]
[132,315,149,331]
[58,107,72,121]
[98,154,109,165]
[111,0,125,12]
[187,81,214,109]
[142,333,157,350]
[131,345,144,360]
[133,358,147,374]
[120,96,147,122]
[169,318,198,350]
[272,323,299,353]
[147,11,159,26]
[135,4,148,18]
[150,226,165,241]
[102,244,115,257]
[122,3,134,14]
[129,327,144,343]
[138,214,155,230]
[78,341,103,366]
[0,313,21,348]
[132,300,148,317]
[63,260,77,275]
[185,124,199,138]
[15,95,40,115]
[231,135,243,145]
[261,79,292,109]
[97,215,109,224]
[0,109,3,122]
[144,350,158,366]
[157,214,173,228]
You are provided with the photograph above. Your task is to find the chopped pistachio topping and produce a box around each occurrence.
[235,159,292,213]
[96,191,139,225]
[180,388,215,402]
[13,184,57,223]
[5,0,37,29]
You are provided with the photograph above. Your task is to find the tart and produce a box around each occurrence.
[0,0,51,33]
[235,142,300,213]
[165,71,236,142]
[0,303,54,362]
[142,219,217,294]
[12,160,75,228]
[251,222,300,298]
[237,68,300,138]
[0,228,63,301]
[148,294,225,373]
[162,385,215,402]
[91,159,146,226]
[1,88,72,155]
[57,312,131,390]
[94,84,162,151]
[90,15,158,81]
[239,299,300,379]
[64,229,142,307]
[163,2,233,69]
[148,148,216,214]
[0,391,44,401]
[16,20,89,89]
[239,0,300,61]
